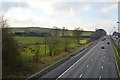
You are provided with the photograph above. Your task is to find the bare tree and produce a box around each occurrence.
[63,37,70,52]
[34,42,40,61]
[46,36,55,56]
[74,27,80,44]
[46,28,61,56]
[62,27,65,36]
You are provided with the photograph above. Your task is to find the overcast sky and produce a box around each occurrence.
[0,0,120,34]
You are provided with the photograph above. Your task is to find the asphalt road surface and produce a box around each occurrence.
[41,36,119,79]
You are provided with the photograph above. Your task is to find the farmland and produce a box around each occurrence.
[14,36,45,44]
[13,36,94,78]
[15,36,79,56]
[3,27,96,78]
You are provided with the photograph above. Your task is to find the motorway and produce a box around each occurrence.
[41,36,119,79]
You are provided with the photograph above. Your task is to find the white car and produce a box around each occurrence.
[101,45,105,49]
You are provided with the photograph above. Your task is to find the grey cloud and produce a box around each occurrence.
[0,2,28,12]
[52,2,91,13]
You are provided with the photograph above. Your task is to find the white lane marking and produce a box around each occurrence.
[91,59,92,61]
[103,60,104,62]
[101,66,103,69]
[86,65,89,67]
[99,76,101,80]
[56,41,101,79]
[71,48,87,59]
[79,74,83,78]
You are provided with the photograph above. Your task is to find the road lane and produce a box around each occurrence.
[82,37,118,78]
[81,48,105,78]
[100,39,118,78]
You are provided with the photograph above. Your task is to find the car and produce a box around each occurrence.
[107,42,110,44]
[102,39,104,41]
[102,38,106,41]
[101,45,105,49]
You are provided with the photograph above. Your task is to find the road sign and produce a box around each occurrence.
[91,37,97,40]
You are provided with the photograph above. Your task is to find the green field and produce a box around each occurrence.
[7,27,94,78]
[15,36,45,44]
[14,36,90,68]
[11,35,93,78]
[14,36,79,57]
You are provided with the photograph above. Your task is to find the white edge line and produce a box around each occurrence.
[91,59,92,61]
[101,66,103,69]
[87,65,89,67]
[79,74,83,78]
[56,41,101,79]
[99,76,101,80]
[103,60,104,62]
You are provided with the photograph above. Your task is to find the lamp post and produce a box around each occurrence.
[117,21,120,33]
[117,22,120,46]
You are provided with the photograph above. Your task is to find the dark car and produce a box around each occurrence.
[101,45,105,49]
[107,42,110,44]
[102,38,106,41]
[102,39,104,41]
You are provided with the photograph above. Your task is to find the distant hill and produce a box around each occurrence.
[9,27,95,38]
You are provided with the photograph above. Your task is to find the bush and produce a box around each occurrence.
[1,16,20,77]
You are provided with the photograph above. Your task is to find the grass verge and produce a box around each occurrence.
[112,42,120,77]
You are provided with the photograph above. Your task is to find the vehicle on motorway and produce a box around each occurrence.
[101,45,105,49]
[102,37,106,41]
[107,42,110,44]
